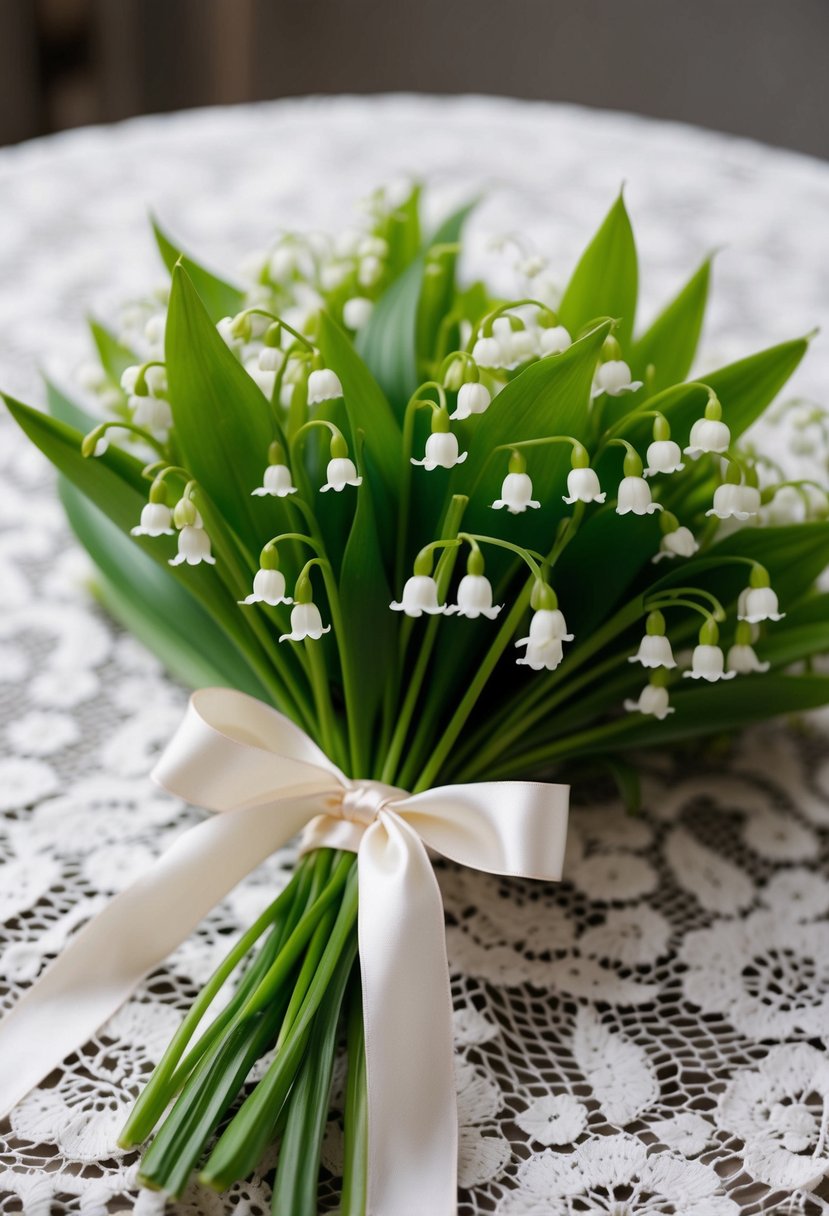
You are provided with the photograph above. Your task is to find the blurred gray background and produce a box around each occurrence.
[1,0,828,157]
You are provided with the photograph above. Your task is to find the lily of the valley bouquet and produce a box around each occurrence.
[2,185,828,1215]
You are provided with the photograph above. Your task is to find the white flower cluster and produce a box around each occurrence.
[624,566,784,720]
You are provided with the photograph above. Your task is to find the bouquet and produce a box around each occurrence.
[2,183,828,1215]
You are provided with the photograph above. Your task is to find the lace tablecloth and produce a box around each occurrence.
[1,95,829,1215]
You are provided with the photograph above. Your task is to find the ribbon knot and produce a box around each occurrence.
[339,780,402,826]
[0,689,569,1216]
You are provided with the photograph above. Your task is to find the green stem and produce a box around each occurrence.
[341,977,368,1216]
[200,868,359,1190]
[411,504,585,791]
[118,859,309,1149]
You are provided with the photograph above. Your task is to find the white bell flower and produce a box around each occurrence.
[685,415,730,456]
[322,457,362,492]
[563,467,605,505]
[307,368,344,404]
[706,482,760,521]
[624,684,675,720]
[390,575,450,617]
[645,440,685,476]
[536,325,572,356]
[245,360,275,399]
[217,316,244,350]
[144,314,165,347]
[451,382,491,420]
[653,523,698,562]
[144,365,168,395]
[629,634,676,669]
[508,329,537,366]
[683,643,735,682]
[121,365,140,394]
[516,598,573,671]
[77,361,107,392]
[617,476,663,515]
[453,574,502,620]
[739,585,785,623]
[131,502,174,537]
[241,568,292,607]
[279,601,331,642]
[252,462,297,498]
[727,643,770,674]
[320,263,350,292]
[169,525,215,567]
[471,336,503,369]
[343,297,373,330]
[258,346,285,372]
[493,471,540,513]
[358,255,383,289]
[130,395,173,438]
[412,430,467,471]
[594,360,643,397]
[358,235,389,259]
[269,245,300,280]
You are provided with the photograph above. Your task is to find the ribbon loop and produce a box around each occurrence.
[0,690,569,1216]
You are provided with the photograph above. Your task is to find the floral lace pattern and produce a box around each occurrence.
[1,95,829,1213]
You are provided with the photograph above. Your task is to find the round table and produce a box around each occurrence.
[1,95,828,1215]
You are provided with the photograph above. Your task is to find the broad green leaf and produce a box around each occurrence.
[758,622,829,668]
[338,442,395,773]
[165,263,281,543]
[384,183,422,273]
[356,200,476,416]
[558,192,638,349]
[705,337,809,439]
[630,257,711,395]
[3,395,286,710]
[152,215,245,322]
[46,376,96,432]
[89,319,136,383]
[618,337,809,456]
[60,478,268,697]
[315,312,401,514]
[553,506,661,636]
[591,674,829,753]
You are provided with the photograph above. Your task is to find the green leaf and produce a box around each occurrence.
[558,192,638,348]
[652,522,829,614]
[61,480,267,696]
[89,319,136,383]
[630,257,711,394]
[356,200,476,415]
[46,376,97,432]
[553,506,661,636]
[152,215,245,322]
[338,446,395,771]
[315,312,401,513]
[3,394,280,705]
[604,673,829,752]
[757,622,829,669]
[165,263,280,542]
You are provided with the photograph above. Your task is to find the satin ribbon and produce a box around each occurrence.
[0,688,568,1215]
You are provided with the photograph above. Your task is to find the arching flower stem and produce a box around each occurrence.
[381,496,468,781]
[396,382,450,590]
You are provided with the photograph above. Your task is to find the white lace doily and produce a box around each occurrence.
[1,95,829,1215]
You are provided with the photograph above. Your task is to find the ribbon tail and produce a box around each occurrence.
[358,811,458,1216]
[0,795,317,1118]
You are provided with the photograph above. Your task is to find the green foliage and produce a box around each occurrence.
[559,192,638,347]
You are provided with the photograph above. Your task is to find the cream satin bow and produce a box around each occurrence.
[0,688,569,1216]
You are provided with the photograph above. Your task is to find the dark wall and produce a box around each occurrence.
[2,0,828,159]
